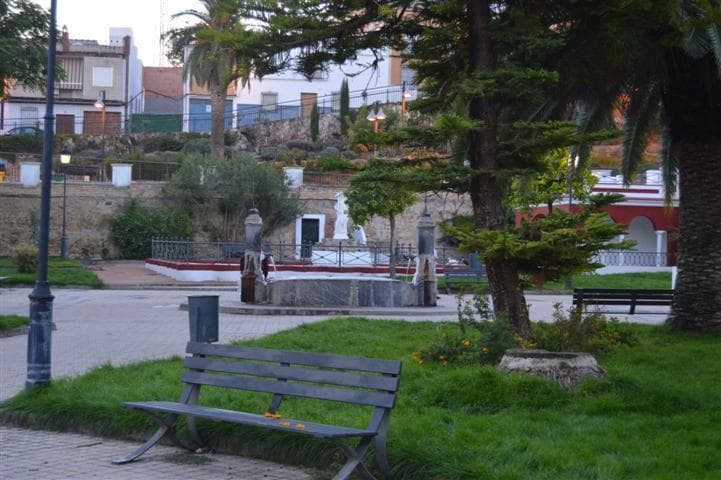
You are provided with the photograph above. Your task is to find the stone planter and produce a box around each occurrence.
[20,162,41,187]
[283,166,304,188]
[111,163,132,188]
[498,349,605,388]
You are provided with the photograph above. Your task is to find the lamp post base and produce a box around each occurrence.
[26,286,54,390]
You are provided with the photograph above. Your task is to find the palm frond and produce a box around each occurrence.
[620,82,660,184]
[569,100,613,173]
[707,24,721,77]
[657,110,679,204]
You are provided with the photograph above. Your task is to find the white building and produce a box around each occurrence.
[183,47,416,132]
[1,27,143,135]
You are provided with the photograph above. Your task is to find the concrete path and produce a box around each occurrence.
[0,426,312,480]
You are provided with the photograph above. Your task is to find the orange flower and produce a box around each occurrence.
[296,424,306,429]
[482,346,489,354]
[264,411,282,419]
[461,339,471,346]
[279,421,291,427]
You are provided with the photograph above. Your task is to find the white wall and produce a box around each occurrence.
[235,49,394,105]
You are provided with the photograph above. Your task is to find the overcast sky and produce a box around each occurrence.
[32,0,201,66]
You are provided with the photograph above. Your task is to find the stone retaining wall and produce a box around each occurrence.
[0,180,471,259]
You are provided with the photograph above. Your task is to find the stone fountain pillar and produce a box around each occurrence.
[241,209,263,303]
[414,211,437,306]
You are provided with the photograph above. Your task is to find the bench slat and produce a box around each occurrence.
[181,371,397,408]
[187,342,401,375]
[184,357,399,392]
[123,401,376,439]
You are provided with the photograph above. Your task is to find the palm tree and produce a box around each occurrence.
[166,0,242,159]
[557,1,721,332]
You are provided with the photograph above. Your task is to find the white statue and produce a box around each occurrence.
[333,192,350,240]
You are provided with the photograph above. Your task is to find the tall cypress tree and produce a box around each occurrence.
[339,78,350,136]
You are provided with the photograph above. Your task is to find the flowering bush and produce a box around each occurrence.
[414,288,529,366]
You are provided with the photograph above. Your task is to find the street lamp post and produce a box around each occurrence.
[94,90,106,135]
[366,102,386,133]
[27,0,58,390]
[59,147,71,259]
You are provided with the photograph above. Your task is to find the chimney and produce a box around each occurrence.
[62,25,70,51]
[123,35,131,57]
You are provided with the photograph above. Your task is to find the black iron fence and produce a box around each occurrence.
[151,238,422,267]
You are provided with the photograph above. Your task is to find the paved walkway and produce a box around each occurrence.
[0,262,669,479]
[0,426,311,480]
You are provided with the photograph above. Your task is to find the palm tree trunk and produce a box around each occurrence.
[664,53,721,333]
[667,142,721,332]
[467,0,531,338]
[209,74,226,159]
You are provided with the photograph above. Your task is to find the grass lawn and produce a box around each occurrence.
[436,271,672,293]
[1,318,718,479]
[0,315,29,332]
[0,257,103,288]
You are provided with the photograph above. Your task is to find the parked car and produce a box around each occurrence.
[4,126,43,136]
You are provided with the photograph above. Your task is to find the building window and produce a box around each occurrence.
[92,67,113,87]
[58,58,83,90]
[331,91,341,112]
[21,106,38,126]
[261,92,278,112]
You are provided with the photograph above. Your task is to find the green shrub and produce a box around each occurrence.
[314,154,357,172]
[0,134,44,153]
[258,146,283,161]
[319,147,341,159]
[533,304,638,355]
[285,140,317,152]
[416,289,524,365]
[181,138,210,155]
[11,244,38,273]
[110,200,192,259]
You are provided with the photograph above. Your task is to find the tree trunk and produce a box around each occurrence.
[667,142,721,332]
[389,215,396,278]
[664,53,721,333]
[209,74,226,160]
[466,0,531,337]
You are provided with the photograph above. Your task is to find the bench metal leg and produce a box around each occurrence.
[112,411,193,464]
[332,437,377,480]
[112,424,170,465]
[374,433,391,479]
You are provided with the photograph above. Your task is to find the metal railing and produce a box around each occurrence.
[596,250,670,267]
[151,238,421,267]
[302,171,355,186]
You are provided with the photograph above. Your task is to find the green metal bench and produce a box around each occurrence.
[113,341,402,480]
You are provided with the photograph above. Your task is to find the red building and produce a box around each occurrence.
[517,170,679,269]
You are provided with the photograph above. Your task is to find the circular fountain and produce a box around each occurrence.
[263,273,421,307]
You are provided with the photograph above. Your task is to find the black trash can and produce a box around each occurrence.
[188,295,219,343]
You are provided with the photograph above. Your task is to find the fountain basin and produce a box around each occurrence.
[264,274,421,307]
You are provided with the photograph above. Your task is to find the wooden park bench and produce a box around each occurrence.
[573,288,674,314]
[113,341,402,480]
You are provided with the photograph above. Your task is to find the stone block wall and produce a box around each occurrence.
[0,179,471,260]
[0,182,164,258]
